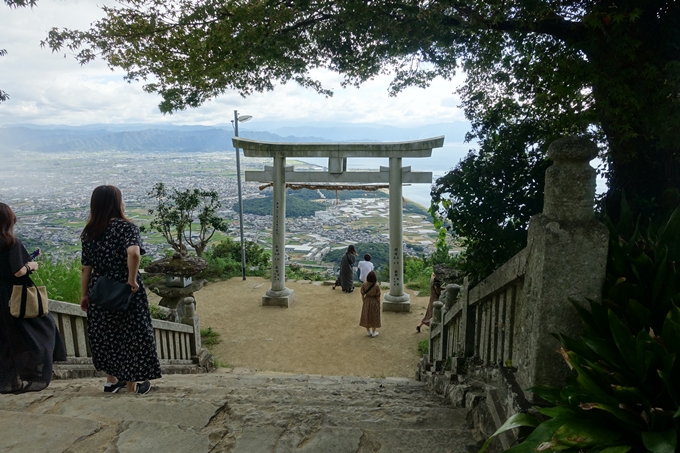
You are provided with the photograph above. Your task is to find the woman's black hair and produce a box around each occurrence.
[81,185,129,241]
[0,202,17,251]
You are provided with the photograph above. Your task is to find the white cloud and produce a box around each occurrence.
[0,1,466,127]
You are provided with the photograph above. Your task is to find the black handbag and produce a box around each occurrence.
[88,275,133,312]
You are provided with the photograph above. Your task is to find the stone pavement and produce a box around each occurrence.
[0,368,479,453]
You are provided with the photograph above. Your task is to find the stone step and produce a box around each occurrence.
[0,369,479,453]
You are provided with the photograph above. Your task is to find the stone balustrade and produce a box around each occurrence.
[49,299,206,377]
[423,137,610,450]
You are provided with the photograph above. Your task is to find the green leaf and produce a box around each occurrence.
[668,305,680,324]
[627,299,651,329]
[657,205,680,248]
[652,247,668,303]
[537,406,576,418]
[552,419,621,448]
[657,370,680,406]
[529,386,564,405]
[662,313,680,355]
[612,385,652,412]
[581,402,646,429]
[477,413,540,453]
[580,335,628,371]
[567,351,619,406]
[608,310,638,376]
[608,280,639,308]
[599,447,632,453]
[591,301,611,336]
[504,417,570,453]
[641,428,677,453]
[570,298,600,337]
[560,333,601,363]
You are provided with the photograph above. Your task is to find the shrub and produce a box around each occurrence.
[200,327,221,348]
[418,339,429,356]
[286,264,326,281]
[148,304,169,320]
[140,254,154,270]
[199,238,270,280]
[210,238,270,269]
[32,258,81,304]
[404,256,432,295]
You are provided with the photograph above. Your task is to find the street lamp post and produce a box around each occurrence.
[232,110,252,280]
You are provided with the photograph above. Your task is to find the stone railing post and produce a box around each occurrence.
[460,277,475,358]
[515,136,609,395]
[176,296,201,356]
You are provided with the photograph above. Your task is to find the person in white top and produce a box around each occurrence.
[357,254,374,283]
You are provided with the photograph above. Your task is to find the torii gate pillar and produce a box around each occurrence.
[262,155,295,307]
[383,156,410,312]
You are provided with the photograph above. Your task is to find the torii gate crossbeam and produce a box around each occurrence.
[232,136,445,311]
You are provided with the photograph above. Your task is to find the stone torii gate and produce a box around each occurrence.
[232,136,445,311]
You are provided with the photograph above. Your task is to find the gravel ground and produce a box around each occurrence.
[174,277,431,378]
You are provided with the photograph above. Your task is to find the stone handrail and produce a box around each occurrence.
[429,250,527,370]
[428,136,609,393]
[49,299,199,367]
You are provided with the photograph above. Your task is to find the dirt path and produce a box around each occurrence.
[177,277,430,378]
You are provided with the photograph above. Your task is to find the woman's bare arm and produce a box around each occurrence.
[14,261,38,278]
[80,265,92,312]
[127,245,141,293]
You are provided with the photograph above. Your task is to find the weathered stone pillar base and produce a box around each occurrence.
[262,288,295,308]
[383,293,410,312]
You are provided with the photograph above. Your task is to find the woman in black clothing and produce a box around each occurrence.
[0,203,66,394]
[339,245,358,293]
[80,186,161,394]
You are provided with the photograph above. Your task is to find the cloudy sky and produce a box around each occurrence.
[0,0,468,128]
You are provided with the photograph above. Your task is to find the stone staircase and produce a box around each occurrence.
[0,368,480,453]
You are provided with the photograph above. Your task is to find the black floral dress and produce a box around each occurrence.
[82,219,161,382]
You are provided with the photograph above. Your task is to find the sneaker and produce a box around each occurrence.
[372,331,379,337]
[104,380,127,393]
[367,331,373,337]
[135,380,151,395]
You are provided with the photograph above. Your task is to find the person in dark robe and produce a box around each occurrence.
[0,202,66,394]
[338,245,358,293]
[417,273,442,333]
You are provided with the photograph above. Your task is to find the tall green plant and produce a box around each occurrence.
[199,238,270,280]
[31,258,81,304]
[482,201,680,453]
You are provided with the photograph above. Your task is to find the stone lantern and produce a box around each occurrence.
[145,254,208,310]
[145,253,210,365]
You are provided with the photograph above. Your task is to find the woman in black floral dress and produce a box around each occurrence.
[80,186,161,394]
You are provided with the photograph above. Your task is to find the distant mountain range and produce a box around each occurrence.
[0,121,471,153]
